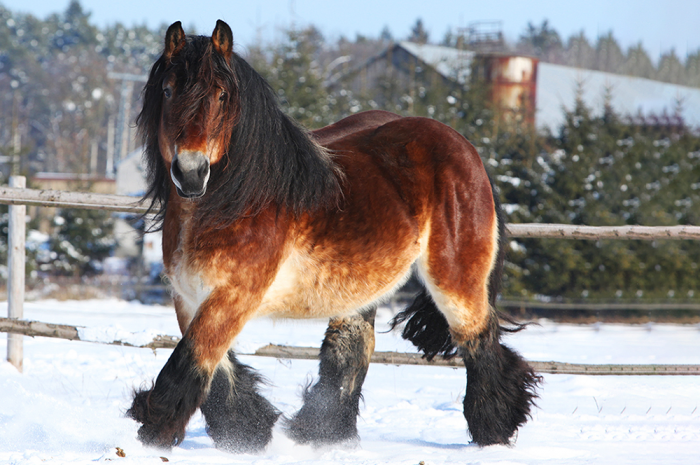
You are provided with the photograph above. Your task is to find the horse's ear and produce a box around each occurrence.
[212,20,233,58]
[164,21,186,61]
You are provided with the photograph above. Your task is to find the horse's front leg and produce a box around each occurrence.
[127,287,260,449]
[286,307,376,445]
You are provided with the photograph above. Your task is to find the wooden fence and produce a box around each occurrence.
[2,178,700,375]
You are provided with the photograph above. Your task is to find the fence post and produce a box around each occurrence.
[7,175,26,372]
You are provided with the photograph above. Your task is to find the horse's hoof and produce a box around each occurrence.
[136,423,183,450]
[127,388,186,449]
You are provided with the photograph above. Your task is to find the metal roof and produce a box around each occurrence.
[536,63,700,132]
[393,42,700,132]
[397,42,474,84]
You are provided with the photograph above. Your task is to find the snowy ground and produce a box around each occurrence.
[1,299,699,464]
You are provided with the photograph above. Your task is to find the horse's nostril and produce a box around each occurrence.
[197,162,209,178]
[172,159,184,179]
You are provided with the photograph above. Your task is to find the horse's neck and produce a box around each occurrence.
[162,194,198,269]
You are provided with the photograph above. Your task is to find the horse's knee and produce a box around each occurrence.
[320,311,375,379]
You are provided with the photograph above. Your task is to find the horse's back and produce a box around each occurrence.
[312,110,401,146]
[327,114,494,224]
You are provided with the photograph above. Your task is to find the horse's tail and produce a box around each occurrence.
[487,172,507,310]
[487,172,531,333]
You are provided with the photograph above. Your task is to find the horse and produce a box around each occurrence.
[126,20,540,453]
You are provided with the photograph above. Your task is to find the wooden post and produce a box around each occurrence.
[7,175,26,372]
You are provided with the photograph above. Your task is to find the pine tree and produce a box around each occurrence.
[594,32,625,74]
[656,50,686,85]
[408,19,429,44]
[623,43,655,79]
[517,20,564,63]
[685,50,700,87]
[48,209,115,276]
[565,31,596,69]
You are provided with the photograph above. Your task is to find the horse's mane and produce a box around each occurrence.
[138,35,342,229]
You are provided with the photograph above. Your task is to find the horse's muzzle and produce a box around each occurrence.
[171,151,210,198]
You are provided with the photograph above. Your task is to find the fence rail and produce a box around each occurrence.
[1,186,699,240]
[506,223,700,240]
[3,184,700,373]
[2,317,697,375]
[498,300,700,312]
[0,186,149,213]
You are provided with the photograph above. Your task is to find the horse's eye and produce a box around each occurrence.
[219,91,226,102]
[164,87,172,99]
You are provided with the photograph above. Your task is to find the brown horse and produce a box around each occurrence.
[127,20,540,453]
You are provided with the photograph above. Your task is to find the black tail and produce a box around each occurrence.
[487,171,507,309]
[388,288,458,361]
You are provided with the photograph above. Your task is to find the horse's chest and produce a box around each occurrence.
[169,254,211,313]
[164,219,212,316]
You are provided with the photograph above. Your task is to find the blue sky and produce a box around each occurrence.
[3,0,700,62]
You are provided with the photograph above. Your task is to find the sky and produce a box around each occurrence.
[2,0,700,62]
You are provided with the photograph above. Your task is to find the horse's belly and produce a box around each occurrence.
[257,249,415,319]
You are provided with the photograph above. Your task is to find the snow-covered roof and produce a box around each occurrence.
[398,42,474,84]
[536,63,700,132]
[393,43,700,132]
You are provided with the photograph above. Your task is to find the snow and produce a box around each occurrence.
[1,299,699,464]
[398,42,474,84]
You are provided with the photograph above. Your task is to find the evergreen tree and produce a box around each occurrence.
[517,20,564,62]
[565,31,596,69]
[379,25,393,42]
[251,26,369,129]
[58,0,98,49]
[656,50,686,85]
[623,43,655,79]
[502,89,700,301]
[595,32,625,74]
[685,50,700,87]
[408,18,429,44]
[47,209,115,276]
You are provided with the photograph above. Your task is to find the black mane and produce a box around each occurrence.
[138,35,342,229]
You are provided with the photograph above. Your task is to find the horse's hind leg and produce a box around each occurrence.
[397,280,539,446]
[200,350,280,453]
[461,313,540,445]
[285,308,376,445]
[394,192,540,446]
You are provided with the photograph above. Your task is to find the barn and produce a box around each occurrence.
[341,41,700,132]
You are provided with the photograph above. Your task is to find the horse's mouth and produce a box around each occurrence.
[175,186,206,199]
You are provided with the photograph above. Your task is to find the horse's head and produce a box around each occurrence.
[140,20,341,227]
[145,20,238,199]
